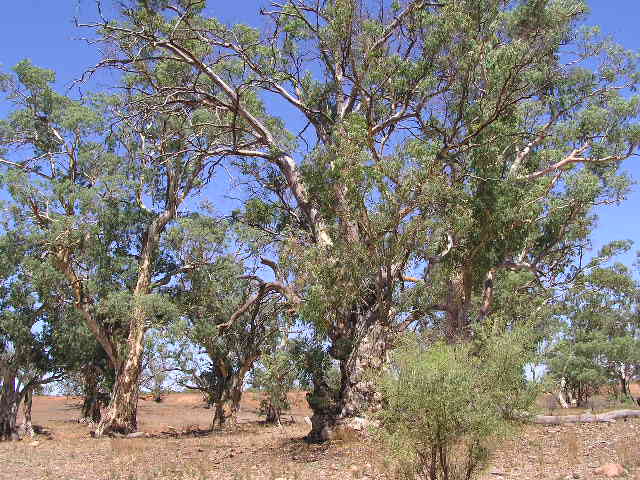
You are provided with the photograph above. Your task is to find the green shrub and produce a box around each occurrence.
[252,350,298,424]
[375,332,536,480]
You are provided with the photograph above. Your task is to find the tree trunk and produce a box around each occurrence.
[80,368,102,423]
[556,390,569,409]
[228,381,243,424]
[306,377,340,442]
[619,375,631,398]
[306,317,389,442]
[338,320,388,419]
[0,402,19,441]
[211,385,242,429]
[211,402,226,429]
[265,402,281,425]
[95,320,146,436]
[0,371,20,441]
[533,409,640,425]
[22,388,34,438]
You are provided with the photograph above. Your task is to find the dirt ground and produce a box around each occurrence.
[1,391,640,480]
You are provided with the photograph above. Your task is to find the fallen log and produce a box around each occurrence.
[532,409,640,425]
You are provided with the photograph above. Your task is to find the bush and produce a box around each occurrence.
[375,332,536,480]
[252,350,298,424]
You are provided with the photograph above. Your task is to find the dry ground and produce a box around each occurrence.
[1,390,640,480]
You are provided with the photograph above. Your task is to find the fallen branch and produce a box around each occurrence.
[532,409,640,425]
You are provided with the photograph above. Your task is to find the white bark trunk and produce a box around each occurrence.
[533,409,640,425]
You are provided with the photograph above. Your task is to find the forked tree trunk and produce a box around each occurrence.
[210,377,244,428]
[209,354,256,429]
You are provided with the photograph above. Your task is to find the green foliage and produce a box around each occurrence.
[1,0,640,443]
[0,231,65,405]
[376,332,536,480]
[252,349,298,424]
[546,245,640,405]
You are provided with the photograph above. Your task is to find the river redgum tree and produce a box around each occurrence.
[74,0,640,440]
[0,59,234,435]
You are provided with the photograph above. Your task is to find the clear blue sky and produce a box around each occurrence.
[1,1,639,267]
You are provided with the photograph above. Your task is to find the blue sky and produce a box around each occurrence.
[1,0,640,268]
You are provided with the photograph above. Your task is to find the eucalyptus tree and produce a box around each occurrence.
[81,0,640,440]
[0,231,64,441]
[50,321,113,423]
[139,329,176,403]
[0,60,231,435]
[252,344,303,425]
[168,218,295,428]
[547,248,640,404]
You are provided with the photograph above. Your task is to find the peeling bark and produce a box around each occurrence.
[307,314,390,442]
[0,370,21,441]
[22,388,34,438]
[338,321,389,419]
[95,319,145,435]
[96,215,170,436]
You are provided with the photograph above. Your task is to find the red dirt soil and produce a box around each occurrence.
[1,391,639,479]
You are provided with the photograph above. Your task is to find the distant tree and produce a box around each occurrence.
[547,246,640,406]
[139,330,177,403]
[252,344,300,425]
[172,240,295,428]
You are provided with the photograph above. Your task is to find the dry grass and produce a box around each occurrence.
[559,428,581,466]
[614,436,640,470]
[1,391,640,480]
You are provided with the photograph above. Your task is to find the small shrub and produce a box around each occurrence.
[375,331,536,480]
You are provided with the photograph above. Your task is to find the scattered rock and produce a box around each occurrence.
[28,441,39,447]
[126,431,147,438]
[343,416,377,431]
[594,463,626,478]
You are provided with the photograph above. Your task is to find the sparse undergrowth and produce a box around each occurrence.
[1,392,640,480]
